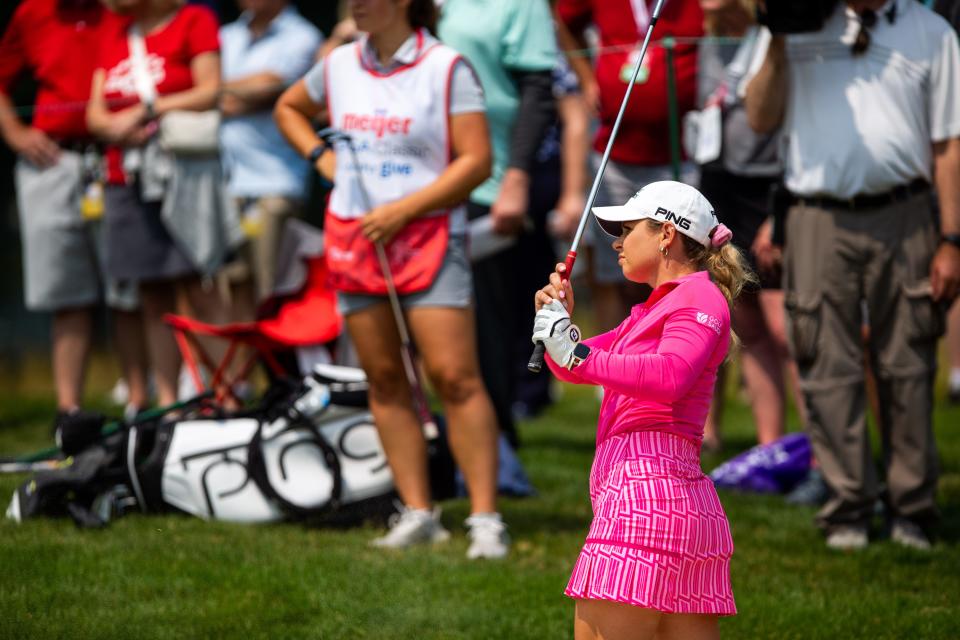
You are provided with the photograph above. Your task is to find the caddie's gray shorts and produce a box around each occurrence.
[16,152,138,312]
[337,235,472,316]
[586,156,698,284]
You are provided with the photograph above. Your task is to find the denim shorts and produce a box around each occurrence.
[337,235,472,315]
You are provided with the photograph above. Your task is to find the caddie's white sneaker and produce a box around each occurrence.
[825,526,868,551]
[465,512,510,559]
[370,504,450,549]
[891,519,931,551]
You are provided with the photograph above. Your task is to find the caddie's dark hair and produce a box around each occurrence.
[408,0,438,34]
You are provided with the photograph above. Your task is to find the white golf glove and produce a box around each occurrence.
[532,299,583,369]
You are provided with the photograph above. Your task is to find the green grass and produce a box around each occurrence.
[0,383,958,639]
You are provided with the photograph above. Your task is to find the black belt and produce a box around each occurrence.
[54,139,100,153]
[792,179,930,211]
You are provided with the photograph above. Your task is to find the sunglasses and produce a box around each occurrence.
[852,9,878,56]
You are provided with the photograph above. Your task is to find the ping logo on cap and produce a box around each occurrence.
[655,206,691,231]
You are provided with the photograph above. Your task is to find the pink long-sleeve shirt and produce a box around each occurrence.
[547,271,731,446]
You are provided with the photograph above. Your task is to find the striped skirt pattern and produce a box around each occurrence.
[565,430,736,615]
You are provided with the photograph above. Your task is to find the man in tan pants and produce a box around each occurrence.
[784,197,946,546]
[745,0,960,550]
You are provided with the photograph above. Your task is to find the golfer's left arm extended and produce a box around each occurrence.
[569,311,720,401]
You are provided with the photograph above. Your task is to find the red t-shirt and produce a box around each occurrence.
[0,0,118,141]
[557,0,703,166]
[96,5,219,182]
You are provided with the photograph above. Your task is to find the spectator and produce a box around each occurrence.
[437,0,558,445]
[87,0,232,408]
[533,182,749,637]
[745,0,960,550]
[556,0,704,334]
[275,0,508,559]
[692,0,804,449]
[0,0,150,424]
[220,0,323,302]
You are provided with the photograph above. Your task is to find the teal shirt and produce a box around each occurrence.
[438,0,557,206]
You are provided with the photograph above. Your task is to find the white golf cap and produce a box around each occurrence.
[592,181,723,248]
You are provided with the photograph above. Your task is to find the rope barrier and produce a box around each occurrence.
[3,35,747,119]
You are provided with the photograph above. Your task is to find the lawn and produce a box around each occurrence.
[0,376,958,639]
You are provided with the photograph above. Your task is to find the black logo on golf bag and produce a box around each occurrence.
[655,206,691,230]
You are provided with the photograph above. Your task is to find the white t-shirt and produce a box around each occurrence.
[751,0,960,198]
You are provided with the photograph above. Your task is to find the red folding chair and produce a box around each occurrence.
[165,255,341,406]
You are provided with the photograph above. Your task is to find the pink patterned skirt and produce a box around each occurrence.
[565,430,737,615]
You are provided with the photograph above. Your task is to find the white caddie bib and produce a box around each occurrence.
[325,30,464,225]
[323,30,466,295]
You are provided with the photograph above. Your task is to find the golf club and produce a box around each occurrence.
[529,0,668,373]
[0,393,216,475]
[319,128,439,437]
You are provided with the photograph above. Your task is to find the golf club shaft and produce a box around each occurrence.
[0,460,62,474]
[12,393,215,465]
[344,140,438,434]
[528,0,667,373]
[374,240,438,433]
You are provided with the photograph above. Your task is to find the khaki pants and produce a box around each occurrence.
[783,193,944,531]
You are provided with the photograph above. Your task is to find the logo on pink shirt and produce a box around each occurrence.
[697,312,722,335]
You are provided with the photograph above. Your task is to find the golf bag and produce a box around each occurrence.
[6,365,453,527]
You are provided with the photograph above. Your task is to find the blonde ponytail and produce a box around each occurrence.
[642,219,759,308]
[682,236,758,309]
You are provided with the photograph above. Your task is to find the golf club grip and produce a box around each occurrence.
[528,251,578,373]
[528,342,547,373]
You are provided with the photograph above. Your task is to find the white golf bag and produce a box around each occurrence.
[8,365,408,527]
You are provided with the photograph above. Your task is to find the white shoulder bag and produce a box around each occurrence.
[127,26,220,155]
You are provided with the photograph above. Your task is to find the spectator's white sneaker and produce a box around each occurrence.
[370,505,450,549]
[465,513,510,559]
[891,519,931,551]
[825,526,869,551]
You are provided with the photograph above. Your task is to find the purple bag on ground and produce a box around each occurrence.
[709,433,812,493]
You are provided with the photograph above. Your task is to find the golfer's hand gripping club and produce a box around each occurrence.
[529,251,577,372]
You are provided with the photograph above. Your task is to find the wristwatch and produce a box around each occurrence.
[941,233,960,250]
[567,343,591,370]
[307,142,326,164]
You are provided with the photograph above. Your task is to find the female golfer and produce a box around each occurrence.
[275,0,508,558]
[533,181,753,638]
